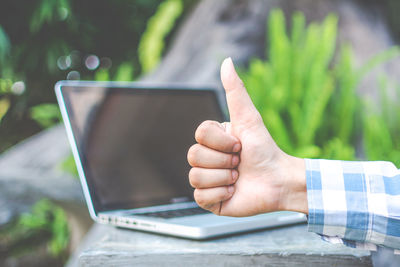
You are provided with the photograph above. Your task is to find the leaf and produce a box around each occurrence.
[362,75,400,166]
[0,97,10,122]
[30,103,62,129]
[114,62,134,81]
[138,0,183,73]
[95,69,110,81]
[242,8,399,162]
[294,145,321,158]
[263,108,293,153]
[17,199,69,256]
[0,26,11,67]
[322,138,355,160]
[59,153,78,178]
[30,0,71,33]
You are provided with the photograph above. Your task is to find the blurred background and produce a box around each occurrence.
[0,0,399,266]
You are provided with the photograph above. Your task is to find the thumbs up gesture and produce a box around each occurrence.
[187,58,308,217]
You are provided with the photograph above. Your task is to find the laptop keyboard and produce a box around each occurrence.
[135,207,210,219]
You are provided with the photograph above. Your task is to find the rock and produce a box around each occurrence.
[0,199,14,226]
[0,124,92,257]
[0,125,85,227]
[0,124,93,267]
[371,246,400,267]
[1,242,64,267]
[74,224,372,267]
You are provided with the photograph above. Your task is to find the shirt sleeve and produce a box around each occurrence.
[305,158,400,252]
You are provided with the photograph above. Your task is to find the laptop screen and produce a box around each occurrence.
[60,84,226,213]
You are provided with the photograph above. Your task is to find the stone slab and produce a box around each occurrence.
[0,125,84,226]
[78,223,372,267]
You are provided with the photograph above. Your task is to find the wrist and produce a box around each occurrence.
[278,154,308,214]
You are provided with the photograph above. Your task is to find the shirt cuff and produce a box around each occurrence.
[305,158,355,239]
[305,158,400,252]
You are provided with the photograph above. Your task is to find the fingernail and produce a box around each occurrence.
[228,186,235,194]
[222,57,234,70]
[232,169,239,181]
[233,143,241,152]
[232,155,239,166]
[224,57,232,63]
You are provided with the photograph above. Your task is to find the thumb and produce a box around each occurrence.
[220,57,261,128]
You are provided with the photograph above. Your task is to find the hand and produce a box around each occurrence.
[187,57,308,217]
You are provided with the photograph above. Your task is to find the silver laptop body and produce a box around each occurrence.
[55,80,306,239]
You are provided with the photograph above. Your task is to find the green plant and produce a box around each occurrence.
[240,9,400,160]
[114,62,135,81]
[0,78,25,130]
[0,78,12,123]
[18,199,69,256]
[363,76,400,167]
[30,103,62,129]
[30,0,71,33]
[0,199,69,258]
[0,0,178,152]
[138,0,183,73]
[0,26,10,70]
[94,62,135,82]
[60,153,79,178]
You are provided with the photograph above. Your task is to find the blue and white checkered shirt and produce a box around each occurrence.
[305,159,400,254]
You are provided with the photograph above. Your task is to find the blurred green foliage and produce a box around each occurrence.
[0,199,69,259]
[139,0,183,73]
[0,78,19,126]
[241,9,400,162]
[0,0,196,152]
[30,0,71,34]
[30,103,62,128]
[363,76,400,166]
[60,153,79,178]
[0,26,10,68]
[18,199,69,256]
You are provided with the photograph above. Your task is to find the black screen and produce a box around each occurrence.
[61,85,226,212]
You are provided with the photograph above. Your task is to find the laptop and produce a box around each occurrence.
[55,80,306,239]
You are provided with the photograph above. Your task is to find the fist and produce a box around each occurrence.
[187,58,307,217]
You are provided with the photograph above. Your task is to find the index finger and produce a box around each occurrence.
[195,120,241,153]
